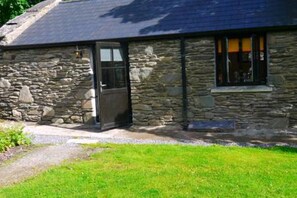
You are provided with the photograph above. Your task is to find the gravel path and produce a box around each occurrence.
[30,133,297,148]
[31,134,213,146]
[0,144,102,187]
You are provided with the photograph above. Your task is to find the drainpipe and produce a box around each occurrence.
[180,37,188,130]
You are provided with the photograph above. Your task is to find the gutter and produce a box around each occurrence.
[180,37,188,130]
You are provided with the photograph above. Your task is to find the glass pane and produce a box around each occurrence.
[259,37,266,82]
[217,39,222,53]
[102,68,115,89]
[101,62,112,68]
[241,37,252,83]
[113,49,123,62]
[260,37,264,51]
[216,39,224,85]
[228,38,252,84]
[242,38,251,52]
[114,62,124,68]
[228,38,239,53]
[217,36,266,86]
[100,49,112,61]
[115,68,126,88]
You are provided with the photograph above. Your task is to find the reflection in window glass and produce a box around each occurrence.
[100,47,127,90]
[114,62,124,68]
[102,68,115,89]
[101,62,112,68]
[100,49,112,61]
[227,38,252,84]
[115,68,126,88]
[216,35,266,86]
[113,49,123,62]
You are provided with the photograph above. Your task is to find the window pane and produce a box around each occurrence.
[259,37,266,82]
[241,37,253,83]
[217,39,222,53]
[228,38,239,53]
[216,35,266,86]
[113,49,123,62]
[228,38,240,83]
[102,68,115,89]
[100,49,112,61]
[115,68,126,88]
[242,38,251,52]
[260,37,264,51]
[114,62,124,68]
[228,38,252,84]
[216,39,224,85]
[101,62,112,68]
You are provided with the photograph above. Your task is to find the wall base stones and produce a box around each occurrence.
[0,46,96,124]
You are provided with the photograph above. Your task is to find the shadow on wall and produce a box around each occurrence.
[100,0,293,35]
[128,41,184,127]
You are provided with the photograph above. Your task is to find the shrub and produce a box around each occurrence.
[0,125,31,152]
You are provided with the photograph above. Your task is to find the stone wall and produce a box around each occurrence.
[0,31,296,129]
[268,31,297,127]
[185,38,216,122]
[0,46,95,124]
[129,31,297,129]
[186,31,297,129]
[129,40,183,126]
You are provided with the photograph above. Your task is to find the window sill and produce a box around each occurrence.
[211,85,273,93]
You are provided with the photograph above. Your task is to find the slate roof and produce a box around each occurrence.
[9,0,297,46]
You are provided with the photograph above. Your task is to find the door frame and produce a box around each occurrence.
[94,42,132,130]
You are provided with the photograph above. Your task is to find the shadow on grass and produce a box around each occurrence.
[261,146,297,154]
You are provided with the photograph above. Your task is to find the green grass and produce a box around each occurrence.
[0,144,296,197]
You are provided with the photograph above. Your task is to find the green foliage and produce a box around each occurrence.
[0,144,296,197]
[0,0,43,26]
[0,125,31,152]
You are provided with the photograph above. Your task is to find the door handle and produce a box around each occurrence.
[100,82,107,92]
[100,82,107,87]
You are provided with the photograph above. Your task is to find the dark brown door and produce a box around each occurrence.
[96,42,130,130]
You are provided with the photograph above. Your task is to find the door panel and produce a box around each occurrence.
[100,89,129,129]
[96,42,130,130]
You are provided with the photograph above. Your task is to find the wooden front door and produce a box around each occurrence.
[96,42,130,130]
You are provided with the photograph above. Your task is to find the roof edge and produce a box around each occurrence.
[0,0,62,46]
[2,25,297,50]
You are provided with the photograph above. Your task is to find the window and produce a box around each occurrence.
[216,34,267,86]
[100,48,126,89]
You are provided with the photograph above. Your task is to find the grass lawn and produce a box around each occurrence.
[0,144,296,197]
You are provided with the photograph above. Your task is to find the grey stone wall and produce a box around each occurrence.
[185,38,216,122]
[0,46,95,124]
[268,31,297,127]
[129,40,183,126]
[0,31,296,129]
[186,31,297,129]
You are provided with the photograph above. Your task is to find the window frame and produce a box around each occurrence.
[99,47,127,90]
[215,33,267,87]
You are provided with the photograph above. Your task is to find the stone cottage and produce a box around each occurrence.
[0,0,297,130]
